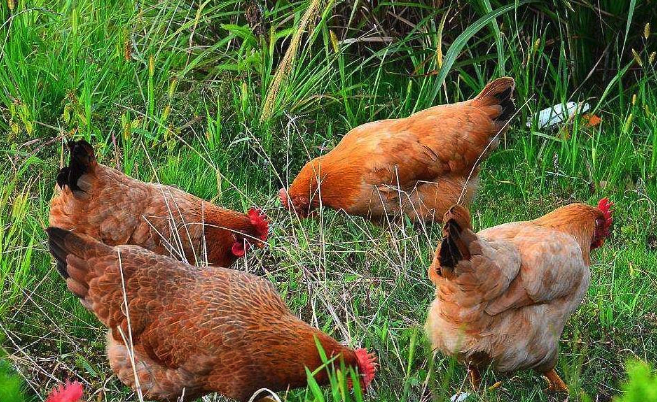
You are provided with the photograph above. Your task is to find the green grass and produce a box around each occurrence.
[1,0,656,401]
[0,358,27,402]
[615,360,657,402]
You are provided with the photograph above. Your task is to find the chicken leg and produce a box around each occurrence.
[543,369,568,393]
[468,365,481,390]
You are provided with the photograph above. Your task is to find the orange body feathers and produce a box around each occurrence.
[281,77,516,222]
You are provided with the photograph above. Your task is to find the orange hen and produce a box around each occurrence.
[46,227,376,402]
[49,140,268,273]
[280,77,516,222]
[425,199,613,392]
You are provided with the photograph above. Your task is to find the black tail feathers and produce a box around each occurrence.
[438,220,468,270]
[474,77,516,123]
[56,140,96,192]
[493,85,515,122]
[438,205,475,271]
[46,227,110,279]
[46,227,74,278]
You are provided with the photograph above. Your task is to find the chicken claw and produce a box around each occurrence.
[543,369,568,393]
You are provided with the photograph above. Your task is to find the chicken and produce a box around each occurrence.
[49,140,268,274]
[46,227,377,402]
[425,199,613,392]
[46,381,84,402]
[279,77,515,222]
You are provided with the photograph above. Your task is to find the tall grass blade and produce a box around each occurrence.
[429,0,537,103]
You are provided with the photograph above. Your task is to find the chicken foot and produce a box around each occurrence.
[468,365,481,390]
[466,366,506,393]
[542,368,568,393]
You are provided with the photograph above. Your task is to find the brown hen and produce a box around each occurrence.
[425,199,613,392]
[280,77,515,222]
[49,140,268,274]
[46,227,376,402]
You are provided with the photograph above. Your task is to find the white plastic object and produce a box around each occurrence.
[450,392,471,402]
[528,102,591,128]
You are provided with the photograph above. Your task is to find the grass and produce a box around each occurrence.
[0,358,27,402]
[1,0,656,401]
[615,360,657,402]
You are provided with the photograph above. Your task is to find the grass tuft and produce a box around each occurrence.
[0,1,655,401]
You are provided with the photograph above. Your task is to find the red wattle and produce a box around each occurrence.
[231,242,246,257]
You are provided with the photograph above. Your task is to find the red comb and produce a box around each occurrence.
[46,381,84,402]
[355,348,377,388]
[597,197,613,233]
[247,208,269,241]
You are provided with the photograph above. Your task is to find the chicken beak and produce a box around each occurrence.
[279,188,313,218]
[279,188,290,210]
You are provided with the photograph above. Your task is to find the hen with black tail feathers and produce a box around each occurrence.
[46,227,376,402]
[49,139,269,275]
[280,77,516,222]
[426,199,613,393]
